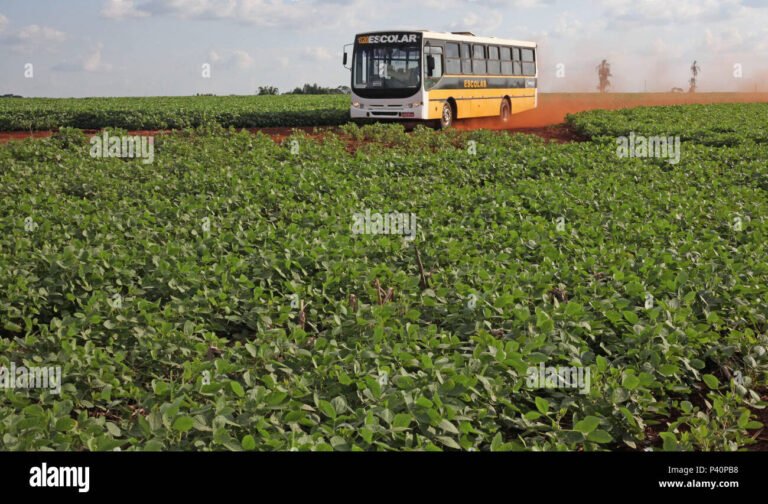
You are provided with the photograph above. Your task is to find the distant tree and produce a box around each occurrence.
[284,83,346,95]
[596,60,612,93]
[688,60,701,93]
[0,93,23,98]
[257,86,279,96]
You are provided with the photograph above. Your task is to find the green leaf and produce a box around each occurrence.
[658,364,678,377]
[438,419,459,435]
[360,428,374,444]
[331,396,348,415]
[574,416,601,434]
[318,400,336,419]
[564,302,583,316]
[106,422,121,437]
[172,416,195,433]
[524,411,542,421]
[587,429,613,443]
[535,397,549,414]
[241,435,257,450]
[737,410,751,429]
[435,436,462,450]
[622,310,639,324]
[491,432,504,452]
[3,321,22,333]
[622,375,641,390]
[659,432,677,451]
[393,413,412,429]
[266,391,288,406]
[55,417,77,432]
[702,374,720,390]
[230,380,245,398]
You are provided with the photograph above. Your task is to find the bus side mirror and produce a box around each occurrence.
[427,55,435,76]
[342,44,353,69]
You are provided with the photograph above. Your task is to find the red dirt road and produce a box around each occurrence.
[456,92,768,130]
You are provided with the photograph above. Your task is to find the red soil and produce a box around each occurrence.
[456,92,768,130]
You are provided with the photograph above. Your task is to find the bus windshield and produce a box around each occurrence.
[353,44,421,94]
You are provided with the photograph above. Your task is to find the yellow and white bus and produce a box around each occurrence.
[343,30,538,128]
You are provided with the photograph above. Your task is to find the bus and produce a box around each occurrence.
[342,30,538,128]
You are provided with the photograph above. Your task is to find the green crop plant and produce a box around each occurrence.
[0,105,766,451]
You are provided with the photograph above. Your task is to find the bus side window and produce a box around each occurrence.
[472,44,486,75]
[487,45,500,75]
[500,46,512,76]
[445,43,461,74]
[522,48,536,76]
[461,43,472,74]
[513,47,522,76]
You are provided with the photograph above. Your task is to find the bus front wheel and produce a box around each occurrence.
[439,102,454,129]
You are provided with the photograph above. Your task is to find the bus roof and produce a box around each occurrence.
[355,30,537,48]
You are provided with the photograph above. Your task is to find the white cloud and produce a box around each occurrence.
[448,10,504,34]
[98,0,556,31]
[15,25,67,43]
[139,0,312,26]
[232,49,253,69]
[1,24,68,53]
[83,44,113,72]
[597,0,742,25]
[302,46,333,61]
[100,0,373,29]
[0,13,8,32]
[423,0,552,8]
[705,28,742,52]
[206,48,254,70]
[101,0,150,19]
[553,12,583,38]
[53,43,113,72]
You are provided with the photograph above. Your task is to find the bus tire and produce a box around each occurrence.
[500,98,511,123]
[439,101,455,129]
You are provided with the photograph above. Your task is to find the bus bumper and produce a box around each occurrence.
[350,103,428,121]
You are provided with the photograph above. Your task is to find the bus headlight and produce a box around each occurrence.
[407,102,422,108]
[352,101,361,108]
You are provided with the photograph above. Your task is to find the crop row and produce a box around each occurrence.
[567,102,768,146]
[1,107,767,451]
[0,95,350,131]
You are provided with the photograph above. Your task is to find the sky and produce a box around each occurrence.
[1,0,767,97]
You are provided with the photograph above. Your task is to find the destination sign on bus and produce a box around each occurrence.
[358,34,419,44]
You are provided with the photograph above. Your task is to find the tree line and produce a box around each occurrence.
[257,84,351,96]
